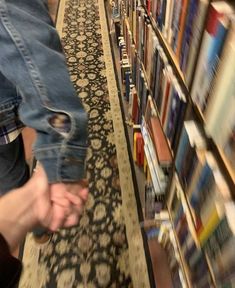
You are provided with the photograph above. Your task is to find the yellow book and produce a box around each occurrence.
[199,202,225,245]
[133,132,137,162]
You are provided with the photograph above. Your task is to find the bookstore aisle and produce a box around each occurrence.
[19,0,150,287]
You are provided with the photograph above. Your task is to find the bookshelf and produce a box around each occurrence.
[108,0,235,287]
[142,2,187,89]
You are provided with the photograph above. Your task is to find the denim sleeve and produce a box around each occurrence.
[0,0,88,182]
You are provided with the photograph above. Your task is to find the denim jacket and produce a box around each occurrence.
[0,0,88,182]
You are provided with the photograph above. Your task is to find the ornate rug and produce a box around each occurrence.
[19,0,149,287]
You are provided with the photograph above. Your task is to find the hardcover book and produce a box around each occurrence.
[191,1,233,111]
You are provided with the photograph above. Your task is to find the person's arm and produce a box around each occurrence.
[0,0,88,183]
[0,234,22,288]
[0,164,78,287]
[0,163,89,249]
[0,169,49,250]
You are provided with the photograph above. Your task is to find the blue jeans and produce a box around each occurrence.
[0,0,88,184]
[0,134,29,195]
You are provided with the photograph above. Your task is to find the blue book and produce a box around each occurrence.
[171,0,183,51]
[190,161,213,213]
[171,97,187,151]
[180,0,199,72]
[175,124,188,175]
[191,17,230,111]
[166,89,182,143]
[125,71,131,102]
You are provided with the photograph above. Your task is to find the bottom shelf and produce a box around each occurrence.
[142,215,188,288]
[148,237,173,288]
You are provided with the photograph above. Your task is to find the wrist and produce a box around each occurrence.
[0,186,38,251]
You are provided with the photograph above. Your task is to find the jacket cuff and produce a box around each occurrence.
[34,145,87,183]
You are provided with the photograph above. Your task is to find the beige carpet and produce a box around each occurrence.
[19,0,149,287]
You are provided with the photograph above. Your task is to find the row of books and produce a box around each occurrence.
[142,0,235,179]
[141,0,209,86]
[121,0,235,180]
[168,176,214,287]
[121,15,187,154]
[174,120,235,286]
[191,3,235,176]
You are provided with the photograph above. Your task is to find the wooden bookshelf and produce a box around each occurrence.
[147,237,173,288]
[140,0,188,93]
[109,1,235,287]
[167,208,192,288]
[140,1,235,196]
[173,171,217,288]
[148,14,187,89]
[140,1,235,199]
[190,99,235,199]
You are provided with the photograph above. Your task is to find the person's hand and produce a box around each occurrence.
[49,180,88,231]
[30,164,89,231]
[28,164,53,228]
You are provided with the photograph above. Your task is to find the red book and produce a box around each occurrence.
[206,3,223,35]
[136,132,144,166]
[149,116,172,166]
[131,89,139,124]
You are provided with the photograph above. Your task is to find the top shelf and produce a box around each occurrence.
[140,1,188,94]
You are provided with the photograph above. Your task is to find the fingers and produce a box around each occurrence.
[49,204,67,231]
[65,192,82,207]
[63,213,79,228]
[48,180,89,230]
[77,187,89,202]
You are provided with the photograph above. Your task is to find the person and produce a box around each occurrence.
[0,164,87,287]
[0,0,88,239]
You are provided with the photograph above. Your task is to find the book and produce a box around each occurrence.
[199,201,228,245]
[148,115,173,167]
[199,172,231,230]
[137,131,144,166]
[159,65,173,123]
[186,150,206,197]
[204,21,235,172]
[204,202,235,285]
[142,119,168,194]
[180,0,199,73]
[191,1,234,111]
[130,87,139,124]
[185,0,209,86]
[212,238,235,285]
[175,0,189,58]
[163,84,176,136]
[145,24,154,82]
[175,121,206,189]
[170,0,183,50]
[165,82,187,149]
[162,0,173,39]
[189,152,219,232]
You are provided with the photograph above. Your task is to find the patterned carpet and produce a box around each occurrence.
[19,0,149,287]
